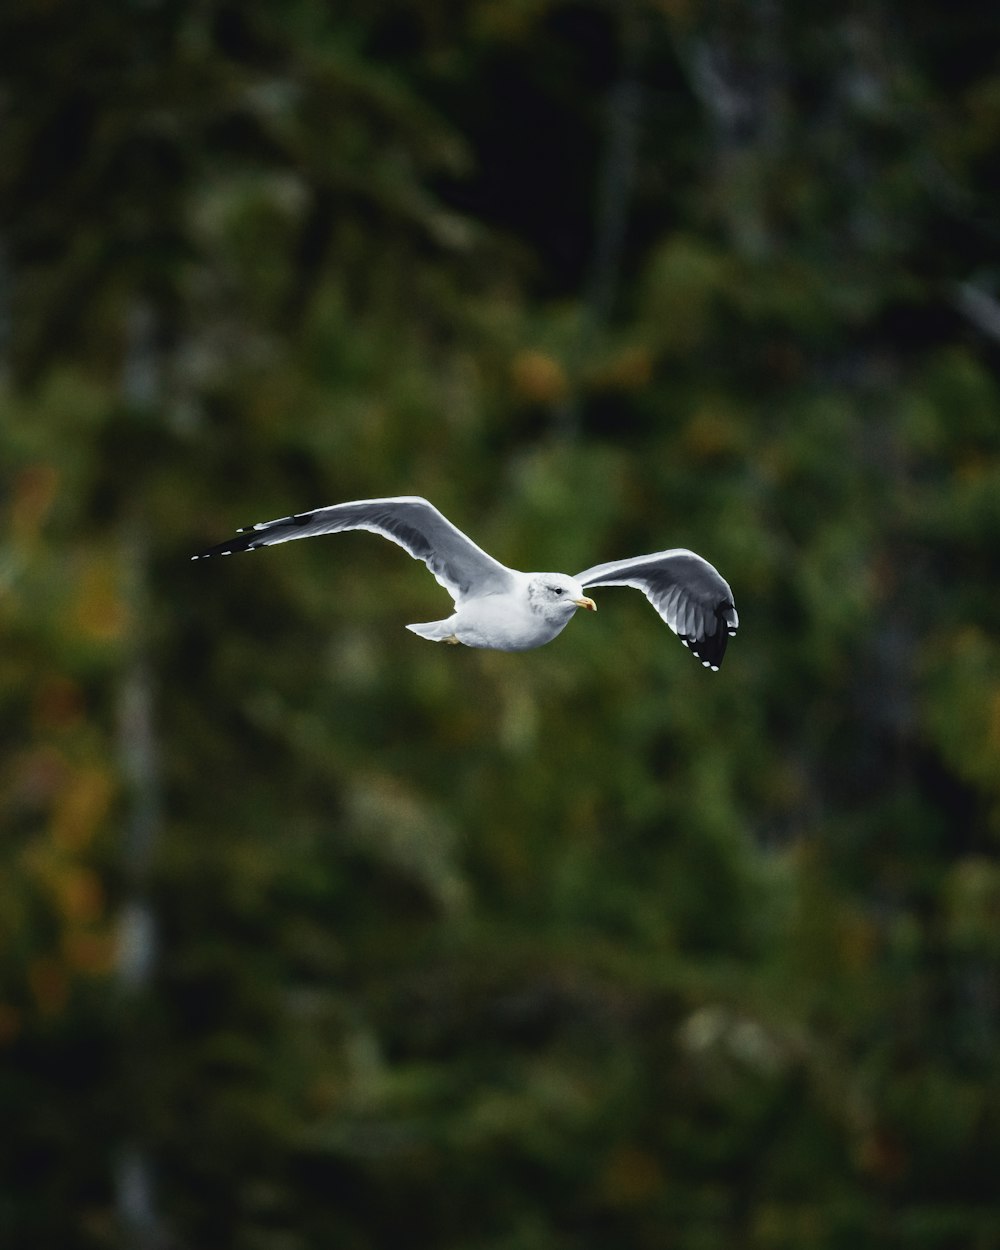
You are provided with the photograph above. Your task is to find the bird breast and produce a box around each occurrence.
[455,593,570,651]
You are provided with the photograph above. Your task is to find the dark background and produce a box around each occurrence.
[2,2,999,1247]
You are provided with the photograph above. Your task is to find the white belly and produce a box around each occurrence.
[454,595,569,651]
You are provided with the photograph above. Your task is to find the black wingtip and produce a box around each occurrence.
[190,532,263,561]
[684,599,738,671]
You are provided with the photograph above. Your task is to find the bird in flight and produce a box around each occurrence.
[192,496,738,669]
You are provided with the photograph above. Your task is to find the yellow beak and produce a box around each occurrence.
[574,596,597,612]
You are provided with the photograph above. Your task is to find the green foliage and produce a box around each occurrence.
[2,1,999,1248]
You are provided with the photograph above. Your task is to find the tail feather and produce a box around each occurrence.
[405,619,458,642]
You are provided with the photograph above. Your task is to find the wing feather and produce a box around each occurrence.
[192,496,515,605]
[575,549,738,670]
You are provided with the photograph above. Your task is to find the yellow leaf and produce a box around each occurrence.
[10,463,59,542]
[64,930,116,975]
[74,561,128,643]
[589,345,653,392]
[53,866,105,924]
[510,350,569,405]
[51,767,115,851]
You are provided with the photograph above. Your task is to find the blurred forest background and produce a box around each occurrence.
[2,1,1000,1247]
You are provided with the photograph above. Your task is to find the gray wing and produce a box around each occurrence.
[192,495,515,604]
[575,550,739,670]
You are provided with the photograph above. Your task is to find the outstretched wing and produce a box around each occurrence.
[575,550,738,670]
[192,495,515,605]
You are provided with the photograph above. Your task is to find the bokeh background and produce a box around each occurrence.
[2,2,1000,1247]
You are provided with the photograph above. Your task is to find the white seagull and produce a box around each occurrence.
[192,495,738,669]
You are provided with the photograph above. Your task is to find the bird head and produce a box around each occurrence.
[527,573,597,621]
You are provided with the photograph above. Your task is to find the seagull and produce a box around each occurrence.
[192,495,738,669]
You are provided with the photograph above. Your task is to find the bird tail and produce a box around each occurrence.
[405,618,459,643]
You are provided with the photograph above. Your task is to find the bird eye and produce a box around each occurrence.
[551,586,564,595]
